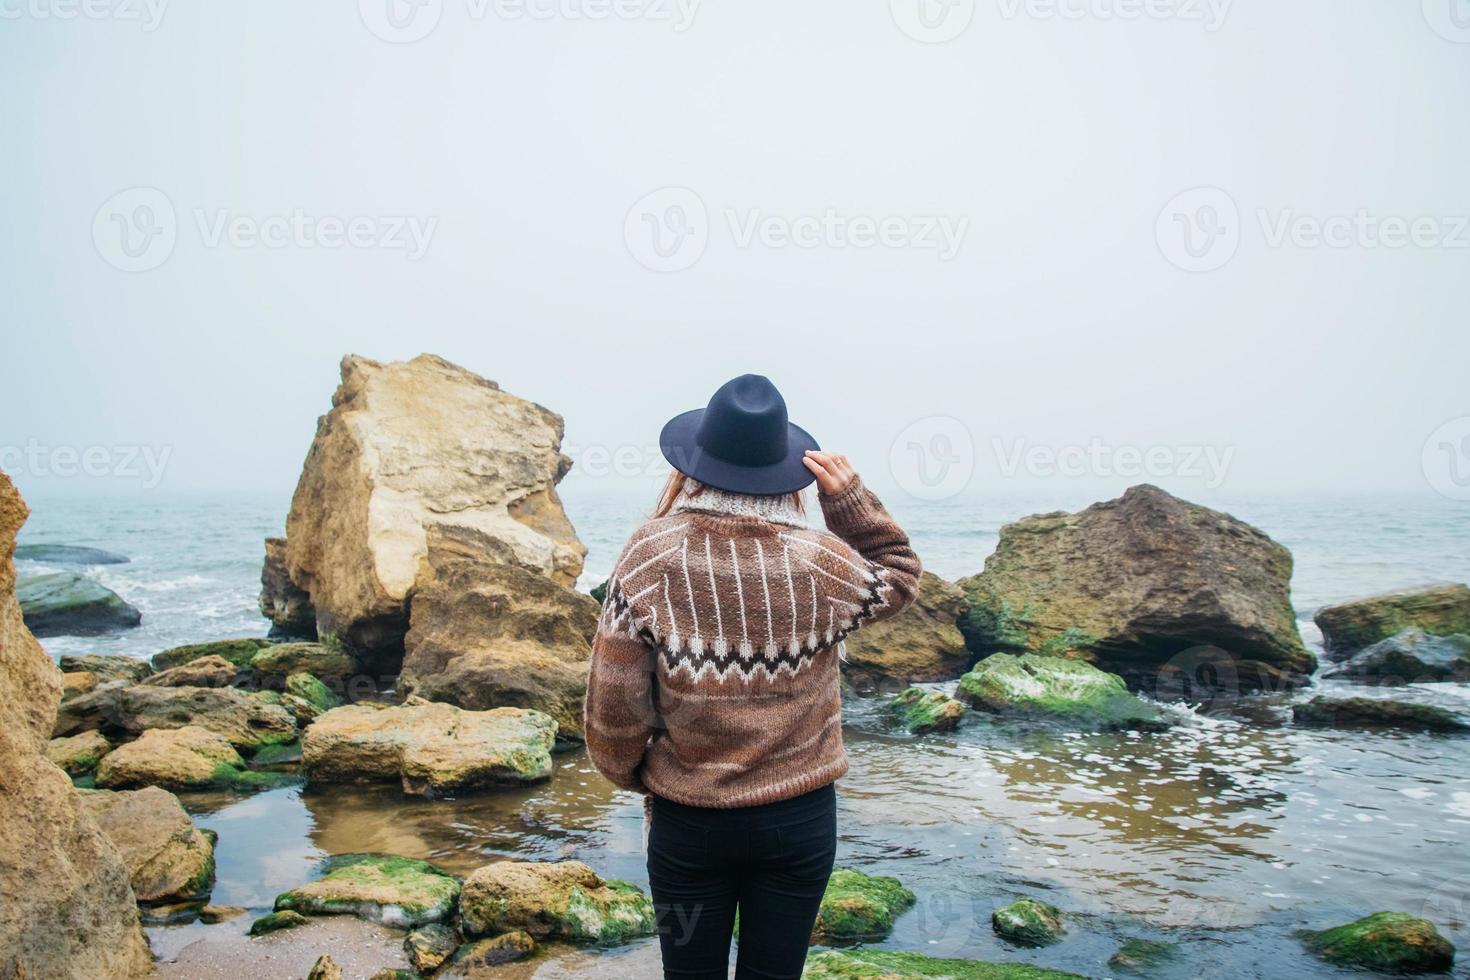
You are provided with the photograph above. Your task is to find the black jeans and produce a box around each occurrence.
[646,783,837,980]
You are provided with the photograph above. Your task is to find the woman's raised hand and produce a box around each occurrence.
[802,450,857,496]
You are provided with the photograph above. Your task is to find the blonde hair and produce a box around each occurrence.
[652,470,805,519]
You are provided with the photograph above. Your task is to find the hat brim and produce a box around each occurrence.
[659,409,821,495]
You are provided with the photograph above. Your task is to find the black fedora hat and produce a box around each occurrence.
[660,374,820,495]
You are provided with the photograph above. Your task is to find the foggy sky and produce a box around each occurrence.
[3,0,1467,504]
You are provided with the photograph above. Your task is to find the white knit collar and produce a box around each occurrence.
[668,479,809,528]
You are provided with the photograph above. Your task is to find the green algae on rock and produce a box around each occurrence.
[459,860,654,945]
[250,909,310,936]
[1315,583,1470,660]
[1108,938,1177,971]
[286,671,341,715]
[151,638,272,673]
[992,897,1064,947]
[957,654,1167,731]
[1299,911,1455,973]
[803,948,1085,979]
[251,642,361,682]
[890,687,967,734]
[1292,695,1470,733]
[46,730,113,775]
[811,868,917,943]
[95,725,291,791]
[275,853,461,928]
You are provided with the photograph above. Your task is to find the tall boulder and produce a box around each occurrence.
[0,470,152,978]
[267,354,587,665]
[957,485,1314,694]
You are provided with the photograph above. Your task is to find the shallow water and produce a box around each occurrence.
[16,488,1470,977]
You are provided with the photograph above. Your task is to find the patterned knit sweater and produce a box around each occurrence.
[583,476,921,807]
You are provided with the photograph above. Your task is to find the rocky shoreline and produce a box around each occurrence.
[4,354,1466,978]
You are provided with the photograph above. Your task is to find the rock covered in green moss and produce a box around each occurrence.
[275,853,460,928]
[1108,938,1177,971]
[403,922,460,972]
[445,931,537,971]
[1299,911,1455,973]
[992,897,1064,947]
[459,860,654,944]
[249,909,309,936]
[152,637,272,672]
[890,687,967,734]
[46,730,112,775]
[94,725,286,791]
[1292,696,1470,733]
[80,786,216,905]
[803,948,1085,979]
[957,654,1167,731]
[251,642,360,682]
[1316,583,1470,660]
[286,671,341,714]
[811,868,917,942]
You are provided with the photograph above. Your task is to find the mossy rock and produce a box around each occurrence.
[890,687,967,734]
[95,726,295,792]
[286,671,341,715]
[249,909,309,936]
[252,642,360,681]
[992,897,1064,947]
[47,730,113,775]
[249,740,303,768]
[803,948,1085,979]
[1108,938,1177,972]
[275,854,460,928]
[957,654,1167,731]
[17,572,142,636]
[152,638,272,672]
[1315,584,1470,659]
[459,860,654,945]
[811,868,916,943]
[1299,911,1455,973]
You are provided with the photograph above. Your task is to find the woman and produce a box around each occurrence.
[584,374,921,980]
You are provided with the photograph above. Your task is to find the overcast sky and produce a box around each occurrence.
[3,0,1467,505]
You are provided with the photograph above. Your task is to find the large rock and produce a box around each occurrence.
[1315,584,1470,661]
[1292,695,1470,733]
[250,641,361,682]
[398,559,598,738]
[302,698,556,796]
[269,354,586,662]
[0,471,152,978]
[95,725,280,791]
[841,572,972,691]
[459,860,654,944]
[151,638,271,673]
[992,897,1065,947]
[260,536,315,638]
[15,543,129,565]
[47,730,114,775]
[142,654,238,688]
[59,652,152,683]
[1321,628,1470,684]
[811,868,916,942]
[80,786,216,905]
[17,571,142,636]
[889,687,967,734]
[54,683,298,751]
[957,653,1168,731]
[957,485,1313,693]
[1299,911,1455,973]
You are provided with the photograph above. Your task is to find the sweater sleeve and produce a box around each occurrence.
[583,607,660,794]
[818,475,923,624]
